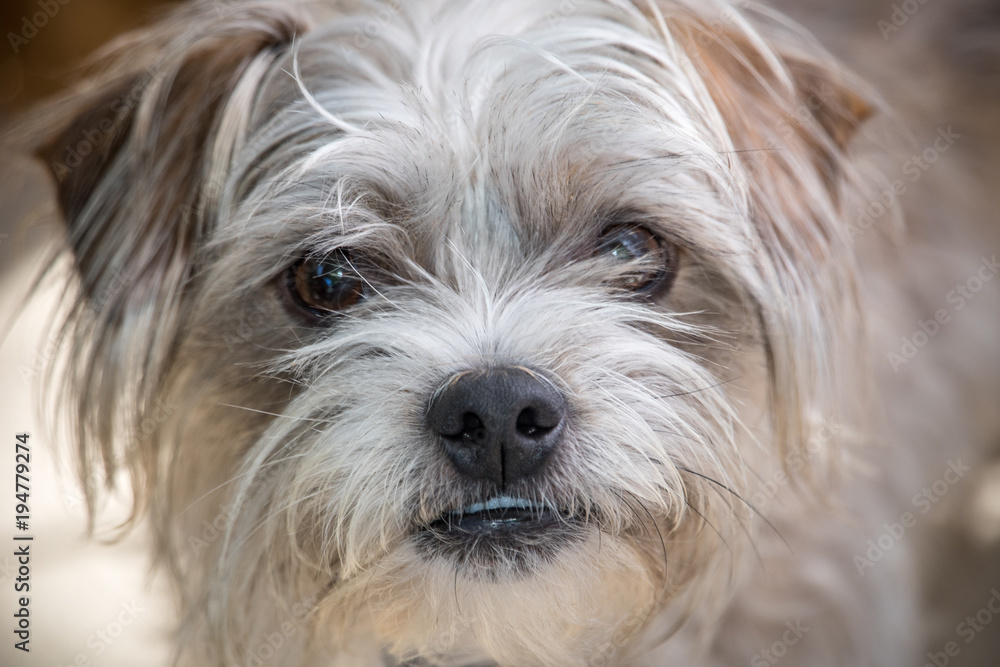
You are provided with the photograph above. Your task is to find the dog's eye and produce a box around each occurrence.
[287,250,365,317]
[597,224,678,294]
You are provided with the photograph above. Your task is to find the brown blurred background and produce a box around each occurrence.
[0,0,172,113]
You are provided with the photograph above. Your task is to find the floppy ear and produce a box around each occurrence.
[671,7,873,188]
[31,2,306,518]
[37,2,305,297]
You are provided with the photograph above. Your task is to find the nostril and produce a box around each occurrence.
[516,407,552,438]
[444,412,487,444]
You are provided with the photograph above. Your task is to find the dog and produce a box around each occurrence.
[15,0,1000,665]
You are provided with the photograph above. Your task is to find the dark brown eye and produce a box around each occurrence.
[597,224,678,295]
[287,249,365,317]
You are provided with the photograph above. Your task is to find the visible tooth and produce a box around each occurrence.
[458,496,538,514]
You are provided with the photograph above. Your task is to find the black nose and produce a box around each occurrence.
[426,367,566,488]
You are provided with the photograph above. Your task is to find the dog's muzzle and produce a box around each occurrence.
[420,368,582,569]
[426,366,566,487]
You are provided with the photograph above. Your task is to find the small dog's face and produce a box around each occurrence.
[36,0,870,664]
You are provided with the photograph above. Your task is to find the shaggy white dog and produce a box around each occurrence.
[18,0,1000,665]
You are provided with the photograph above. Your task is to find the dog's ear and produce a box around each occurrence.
[32,2,306,519]
[782,60,873,154]
[37,78,137,226]
[671,8,873,186]
[37,3,305,295]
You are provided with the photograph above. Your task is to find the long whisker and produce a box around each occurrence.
[677,465,790,553]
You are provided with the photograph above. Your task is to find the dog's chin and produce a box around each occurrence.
[414,496,588,578]
[355,522,661,666]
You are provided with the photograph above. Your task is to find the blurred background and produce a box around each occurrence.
[1,1,999,666]
[0,0,171,109]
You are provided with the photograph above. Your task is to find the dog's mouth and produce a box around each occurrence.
[416,495,585,576]
[427,496,560,533]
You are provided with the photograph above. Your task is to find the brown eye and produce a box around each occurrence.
[287,249,365,317]
[597,224,678,295]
